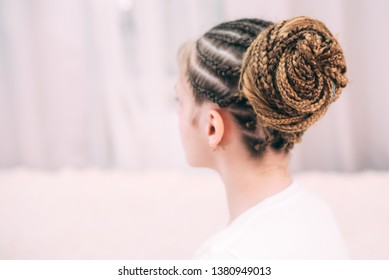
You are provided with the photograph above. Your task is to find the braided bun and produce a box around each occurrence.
[240,16,348,143]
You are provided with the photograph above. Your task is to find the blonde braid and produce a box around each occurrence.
[240,16,348,143]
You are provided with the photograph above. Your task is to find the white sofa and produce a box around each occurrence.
[0,168,388,259]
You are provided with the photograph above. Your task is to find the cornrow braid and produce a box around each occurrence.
[216,19,272,38]
[196,39,241,80]
[190,77,231,107]
[240,16,348,145]
[182,18,273,157]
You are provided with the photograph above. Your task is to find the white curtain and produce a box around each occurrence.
[0,0,388,171]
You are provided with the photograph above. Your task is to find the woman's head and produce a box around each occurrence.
[176,16,347,166]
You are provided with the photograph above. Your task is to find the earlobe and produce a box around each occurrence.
[207,110,224,150]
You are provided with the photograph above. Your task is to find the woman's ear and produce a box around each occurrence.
[207,109,224,150]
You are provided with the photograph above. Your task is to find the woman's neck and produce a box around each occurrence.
[215,150,293,224]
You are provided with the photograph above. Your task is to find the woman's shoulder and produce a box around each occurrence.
[194,181,349,259]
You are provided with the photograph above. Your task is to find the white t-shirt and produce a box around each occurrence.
[193,181,349,259]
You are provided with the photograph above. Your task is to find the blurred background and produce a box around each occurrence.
[0,0,388,172]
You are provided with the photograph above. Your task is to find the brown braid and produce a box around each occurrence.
[240,16,348,145]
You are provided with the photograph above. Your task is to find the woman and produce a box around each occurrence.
[175,17,349,259]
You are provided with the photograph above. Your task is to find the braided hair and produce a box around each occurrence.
[179,16,347,157]
[240,16,348,147]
